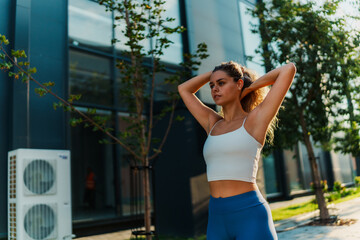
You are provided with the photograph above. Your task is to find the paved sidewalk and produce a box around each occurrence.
[75,227,154,240]
[76,196,360,240]
[75,229,133,240]
[276,197,360,239]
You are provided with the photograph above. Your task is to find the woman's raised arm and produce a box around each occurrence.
[178,71,220,133]
[246,63,296,133]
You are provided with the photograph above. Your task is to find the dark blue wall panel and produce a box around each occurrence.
[11,0,68,150]
[0,0,14,237]
[154,108,208,237]
[11,0,31,148]
[0,0,68,238]
[29,0,68,148]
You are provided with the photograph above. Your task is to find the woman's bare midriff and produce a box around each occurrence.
[209,180,258,198]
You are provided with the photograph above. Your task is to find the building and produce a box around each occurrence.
[0,0,357,239]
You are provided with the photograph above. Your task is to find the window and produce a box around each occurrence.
[69,0,112,52]
[113,0,183,64]
[69,50,113,107]
[68,0,184,222]
[283,149,304,192]
[117,113,154,216]
[70,109,116,221]
[156,0,183,64]
[238,0,266,76]
[263,153,280,194]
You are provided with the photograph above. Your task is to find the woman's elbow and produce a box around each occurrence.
[177,83,184,93]
[287,62,297,73]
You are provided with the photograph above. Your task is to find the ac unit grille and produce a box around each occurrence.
[24,204,56,240]
[9,202,17,240]
[23,159,55,195]
[9,155,17,199]
[8,149,71,240]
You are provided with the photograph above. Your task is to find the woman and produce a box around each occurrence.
[178,61,296,239]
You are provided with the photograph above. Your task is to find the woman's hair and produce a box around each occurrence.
[212,61,279,145]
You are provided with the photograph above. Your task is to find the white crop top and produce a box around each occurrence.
[203,118,263,183]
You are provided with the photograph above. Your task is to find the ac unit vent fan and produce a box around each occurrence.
[24,204,56,239]
[23,159,55,194]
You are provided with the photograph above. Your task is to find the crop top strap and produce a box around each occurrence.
[242,116,247,126]
[209,119,223,135]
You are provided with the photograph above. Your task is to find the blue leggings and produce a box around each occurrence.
[207,190,278,240]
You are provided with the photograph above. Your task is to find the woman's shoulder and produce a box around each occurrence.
[207,114,223,133]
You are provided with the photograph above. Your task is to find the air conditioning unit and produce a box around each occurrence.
[8,149,74,240]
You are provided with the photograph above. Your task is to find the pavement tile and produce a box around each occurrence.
[277,197,360,239]
[75,197,360,240]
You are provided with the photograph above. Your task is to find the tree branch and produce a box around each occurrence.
[149,100,177,161]
[1,45,142,162]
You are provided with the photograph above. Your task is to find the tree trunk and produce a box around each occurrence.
[299,111,330,221]
[143,157,152,240]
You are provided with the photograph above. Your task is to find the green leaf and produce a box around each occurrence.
[34,88,47,97]
[175,115,185,121]
[0,34,9,45]
[99,139,111,144]
[87,108,96,114]
[43,81,55,87]
[29,67,37,74]
[153,148,162,153]
[21,76,28,83]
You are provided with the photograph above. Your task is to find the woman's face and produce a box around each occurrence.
[209,70,242,105]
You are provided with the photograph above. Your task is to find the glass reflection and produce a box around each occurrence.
[263,153,279,194]
[156,0,183,64]
[114,0,182,64]
[71,109,116,221]
[284,149,303,192]
[330,151,354,184]
[69,0,112,51]
[117,113,154,216]
[69,50,113,106]
[239,1,263,65]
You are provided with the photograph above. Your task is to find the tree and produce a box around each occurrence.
[252,0,360,221]
[0,0,208,238]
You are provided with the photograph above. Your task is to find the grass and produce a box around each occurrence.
[272,188,360,221]
[331,190,360,204]
[271,200,318,221]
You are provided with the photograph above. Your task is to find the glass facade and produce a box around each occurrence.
[68,0,181,221]
[283,149,304,192]
[70,109,116,221]
[69,50,113,106]
[331,151,355,184]
[69,0,113,51]
[238,0,266,76]
[263,153,279,194]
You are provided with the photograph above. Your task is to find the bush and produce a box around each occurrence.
[355,176,360,187]
[333,181,345,193]
[326,192,341,202]
[311,180,360,203]
[341,188,356,197]
[310,180,328,193]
